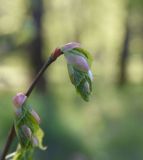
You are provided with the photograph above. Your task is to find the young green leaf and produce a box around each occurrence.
[61,42,93,101]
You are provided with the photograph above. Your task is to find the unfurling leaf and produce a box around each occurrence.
[61,42,93,101]
[13,99,46,160]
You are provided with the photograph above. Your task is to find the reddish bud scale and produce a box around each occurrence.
[52,48,62,60]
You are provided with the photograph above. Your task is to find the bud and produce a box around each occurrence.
[32,136,39,147]
[13,93,27,108]
[30,109,41,124]
[65,54,89,72]
[52,48,63,60]
[21,125,32,139]
[61,42,80,52]
[61,43,93,101]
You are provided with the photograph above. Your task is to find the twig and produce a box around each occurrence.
[0,125,15,160]
[0,48,62,160]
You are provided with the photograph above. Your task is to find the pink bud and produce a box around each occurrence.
[62,42,80,51]
[30,109,41,124]
[32,136,39,147]
[66,54,89,72]
[21,125,32,139]
[13,93,27,108]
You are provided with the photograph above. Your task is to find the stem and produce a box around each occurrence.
[25,56,54,97]
[0,49,62,160]
[0,125,15,160]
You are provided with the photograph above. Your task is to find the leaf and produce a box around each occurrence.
[67,66,92,101]
[35,127,47,150]
[67,64,85,86]
[76,76,92,101]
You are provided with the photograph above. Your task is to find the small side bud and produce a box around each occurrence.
[21,125,32,139]
[31,136,39,147]
[13,93,27,108]
[30,109,41,124]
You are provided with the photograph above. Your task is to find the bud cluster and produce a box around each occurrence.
[21,125,39,146]
[13,92,41,147]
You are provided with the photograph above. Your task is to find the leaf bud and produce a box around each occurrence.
[21,125,32,139]
[13,92,27,108]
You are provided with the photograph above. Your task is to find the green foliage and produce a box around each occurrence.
[13,103,46,160]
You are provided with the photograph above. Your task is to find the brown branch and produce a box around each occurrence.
[0,48,62,160]
[0,125,15,160]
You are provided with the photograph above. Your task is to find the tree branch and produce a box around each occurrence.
[0,48,62,160]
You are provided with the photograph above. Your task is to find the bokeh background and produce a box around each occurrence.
[0,0,143,159]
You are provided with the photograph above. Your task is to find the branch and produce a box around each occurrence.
[0,48,62,160]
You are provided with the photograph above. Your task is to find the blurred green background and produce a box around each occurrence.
[0,0,143,159]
